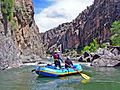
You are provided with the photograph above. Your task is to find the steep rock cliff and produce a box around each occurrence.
[0,0,44,70]
[41,0,120,52]
[13,0,44,57]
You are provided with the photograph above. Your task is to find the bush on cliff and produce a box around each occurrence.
[81,39,99,54]
[110,21,120,46]
[1,0,14,35]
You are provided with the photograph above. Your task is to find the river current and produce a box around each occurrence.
[0,65,120,90]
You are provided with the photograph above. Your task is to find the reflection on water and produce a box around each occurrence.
[34,75,84,90]
[80,79,90,84]
[0,65,120,90]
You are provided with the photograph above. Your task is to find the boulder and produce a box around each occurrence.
[78,52,92,62]
[91,47,120,67]
[91,57,120,67]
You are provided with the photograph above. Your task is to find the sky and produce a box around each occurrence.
[33,0,94,32]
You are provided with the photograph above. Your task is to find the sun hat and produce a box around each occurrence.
[54,49,60,52]
[67,56,70,59]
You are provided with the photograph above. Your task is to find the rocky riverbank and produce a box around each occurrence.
[1,47,120,71]
[91,46,120,67]
[26,46,120,68]
[78,46,120,67]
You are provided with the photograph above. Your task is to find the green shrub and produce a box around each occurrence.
[100,43,107,48]
[81,39,99,54]
[1,0,14,35]
[1,0,14,21]
[111,35,120,46]
[89,39,99,52]
[82,46,90,53]
[110,21,120,46]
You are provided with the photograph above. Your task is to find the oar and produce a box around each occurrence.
[31,69,36,72]
[65,63,90,80]
[31,63,54,72]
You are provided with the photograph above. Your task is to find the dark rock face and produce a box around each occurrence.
[0,0,44,70]
[41,0,120,52]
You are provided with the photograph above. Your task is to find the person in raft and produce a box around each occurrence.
[65,56,73,68]
[53,49,63,69]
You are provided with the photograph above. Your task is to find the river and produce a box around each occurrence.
[0,65,120,90]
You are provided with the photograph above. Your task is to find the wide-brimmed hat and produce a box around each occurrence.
[66,56,70,59]
[54,49,60,52]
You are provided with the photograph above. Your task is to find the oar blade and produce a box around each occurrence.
[80,73,90,80]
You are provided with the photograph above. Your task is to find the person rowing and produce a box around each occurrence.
[64,56,90,79]
[65,56,73,68]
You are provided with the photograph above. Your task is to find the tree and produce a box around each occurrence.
[1,0,14,35]
[81,45,90,54]
[110,21,120,46]
[81,39,99,54]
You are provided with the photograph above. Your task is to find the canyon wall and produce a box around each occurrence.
[0,0,44,70]
[41,0,120,52]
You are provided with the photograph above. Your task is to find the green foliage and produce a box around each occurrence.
[7,0,14,21]
[100,43,107,48]
[1,0,14,35]
[111,35,120,46]
[90,39,99,52]
[81,39,99,54]
[1,0,14,21]
[110,21,120,46]
[111,21,120,34]
[81,46,90,54]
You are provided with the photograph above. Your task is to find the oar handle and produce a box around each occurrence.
[65,63,79,72]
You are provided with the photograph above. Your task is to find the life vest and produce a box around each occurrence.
[53,53,59,60]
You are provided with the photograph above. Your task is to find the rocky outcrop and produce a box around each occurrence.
[0,29,21,70]
[91,47,120,67]
[41,0,120,52]
[0,0,44,70]
[13,0,44,57]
